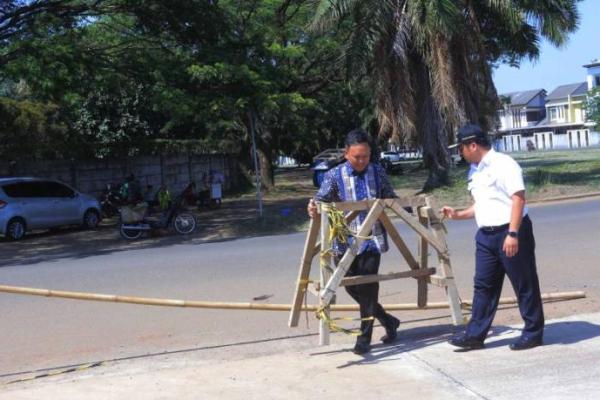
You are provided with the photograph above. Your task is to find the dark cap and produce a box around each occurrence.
[448,124,488,148]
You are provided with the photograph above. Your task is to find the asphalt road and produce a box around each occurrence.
[1,197,599,379]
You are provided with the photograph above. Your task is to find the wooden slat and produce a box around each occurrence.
[319,205,332,345]
[288,217,320,327]
[424,197,463,325]
[329,196,421,212]
[320,200,385,306]
[385,199,448,255]
[417,210,429,308]
[378,212,419,270]
[340,268,435,287]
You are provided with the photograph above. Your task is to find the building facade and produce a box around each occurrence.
[495,59,600,153]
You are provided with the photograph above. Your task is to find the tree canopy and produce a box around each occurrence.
[0,0,584,189]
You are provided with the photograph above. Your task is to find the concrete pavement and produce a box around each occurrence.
[2,312,600,400]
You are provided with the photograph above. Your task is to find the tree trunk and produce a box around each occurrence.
[256,146,274,190]
[412,55,451,191]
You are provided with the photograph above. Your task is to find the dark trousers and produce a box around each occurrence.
[466,215,544,342]
[341,251,397,344]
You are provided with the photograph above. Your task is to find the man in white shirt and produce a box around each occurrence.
[442,124,544,351]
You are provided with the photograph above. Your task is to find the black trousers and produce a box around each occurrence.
[466,215,544,341]
[340,251,396,344]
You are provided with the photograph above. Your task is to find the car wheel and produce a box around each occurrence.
[6,218,26,240]
[83,209,100,229]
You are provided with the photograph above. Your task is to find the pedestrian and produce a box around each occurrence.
[155,185,172,210]
[441,124,544,351]
[307,128,400,355]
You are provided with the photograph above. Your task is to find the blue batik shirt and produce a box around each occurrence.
[315,160,397,256]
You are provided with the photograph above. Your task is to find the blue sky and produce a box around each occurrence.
[492,0,598,95]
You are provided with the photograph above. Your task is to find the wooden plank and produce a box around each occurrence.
[330,200,374,211]
[319,205,332,345]
[330,196,420,212]
[417,210,429,308]
[424,197,463,325]
[378,213,419,270]
[385,199,448,255]
[340,268,435,287]
[320,200,385,306]
[288,217,320,327]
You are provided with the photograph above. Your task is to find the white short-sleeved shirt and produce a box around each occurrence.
[467,149,528,227]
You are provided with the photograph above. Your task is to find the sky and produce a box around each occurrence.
[492,0,599,95]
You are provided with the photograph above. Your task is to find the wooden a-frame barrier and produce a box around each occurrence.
[288,196,464,345]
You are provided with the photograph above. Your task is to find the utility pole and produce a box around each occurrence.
[249,110,263,217]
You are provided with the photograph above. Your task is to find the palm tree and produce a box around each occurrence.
[311,0,580,189]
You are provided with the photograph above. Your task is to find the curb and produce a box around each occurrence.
[528,191,600,204]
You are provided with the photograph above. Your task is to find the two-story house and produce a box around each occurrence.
[496,89,546,152]
[494,59,600,152]
[533,82,592,150]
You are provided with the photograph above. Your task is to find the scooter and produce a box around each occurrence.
[118,194,197,240]
[99,183,125,218]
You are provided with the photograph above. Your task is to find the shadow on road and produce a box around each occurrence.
[0,197,311,268]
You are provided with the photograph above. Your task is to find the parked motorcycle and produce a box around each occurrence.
[99,183,125,218]
[118,194,197,240]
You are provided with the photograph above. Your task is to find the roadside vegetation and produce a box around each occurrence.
[217,148,600,238]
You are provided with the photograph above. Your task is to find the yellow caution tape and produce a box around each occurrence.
[3,362,104,386]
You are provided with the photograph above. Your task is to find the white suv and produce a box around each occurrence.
[0,177,101,240]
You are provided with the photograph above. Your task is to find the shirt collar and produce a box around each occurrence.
[474,149,495,170]
[344,161,369,176]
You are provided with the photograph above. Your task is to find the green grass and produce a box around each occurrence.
[389,148,600,208]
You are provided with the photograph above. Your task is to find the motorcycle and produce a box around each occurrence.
[99,183,126,218]
[118,194,197,240]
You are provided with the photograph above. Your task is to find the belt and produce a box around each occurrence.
[480,223,509,233]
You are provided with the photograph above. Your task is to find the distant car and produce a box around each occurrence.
[380,151,402,163]
[311,148,345,187]
[0,177,101,240]
[379,151,403,175]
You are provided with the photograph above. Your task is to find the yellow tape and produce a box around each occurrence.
[3,362,104,386]
[316,307,374,336]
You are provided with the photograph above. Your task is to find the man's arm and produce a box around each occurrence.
[441,204,475,220]
[503,190,525,257]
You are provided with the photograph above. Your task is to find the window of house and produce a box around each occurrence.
[596,76,600,87]
[549,107,558,121]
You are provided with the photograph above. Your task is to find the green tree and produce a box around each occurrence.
[311,0,580,190]
[585,86,600,126]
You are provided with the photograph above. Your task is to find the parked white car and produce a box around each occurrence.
[0,177,101,240]
[380,151,402,163]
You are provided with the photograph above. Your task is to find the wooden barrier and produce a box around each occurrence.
[288,196,466,345]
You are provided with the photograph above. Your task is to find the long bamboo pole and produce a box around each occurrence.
[0,285,585,312]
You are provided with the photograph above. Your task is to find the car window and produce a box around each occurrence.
[43,181,75,198]
[1,182,45,198]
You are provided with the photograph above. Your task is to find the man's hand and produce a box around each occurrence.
[503,235,519,257]
[307,198,318,219]
[441,206,458,220]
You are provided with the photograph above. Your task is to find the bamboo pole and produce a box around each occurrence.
[0,285,585,312]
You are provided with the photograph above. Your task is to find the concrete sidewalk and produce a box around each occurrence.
[2,313,600,400]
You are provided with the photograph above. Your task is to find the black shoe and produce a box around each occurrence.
[380,317,401,344]
[509,337,543,351]
[352,342,371,355]
[448,334,484,350]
